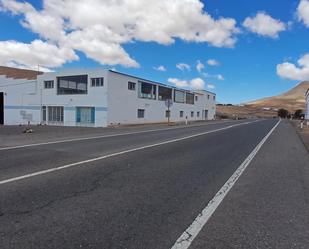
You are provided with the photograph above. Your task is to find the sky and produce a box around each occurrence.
[0,0,309,104]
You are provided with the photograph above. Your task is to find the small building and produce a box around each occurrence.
[0,67,216,127]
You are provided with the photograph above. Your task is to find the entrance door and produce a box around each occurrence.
[80,107,92,123]
[205,109,208,120]
[76,107,95,125]
[0,92,3,125]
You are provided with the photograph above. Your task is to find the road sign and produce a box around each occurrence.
[165,99,173,108]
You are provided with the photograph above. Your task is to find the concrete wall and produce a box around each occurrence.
[38,69,108,127]
[1,69,216,127]
[0,75,41,125]
[107,71,216,125]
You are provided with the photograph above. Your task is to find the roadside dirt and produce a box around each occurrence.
[291,120,309,152]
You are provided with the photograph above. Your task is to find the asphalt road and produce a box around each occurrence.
[0,119,307,249]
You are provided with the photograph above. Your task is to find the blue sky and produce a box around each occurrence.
[0,0,309,104]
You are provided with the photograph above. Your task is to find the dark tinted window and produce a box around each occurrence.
[186,93,194,104]
[174,90,185,103]
[158,86,172,101]
[57,75,88,95]
[139,81,156,99]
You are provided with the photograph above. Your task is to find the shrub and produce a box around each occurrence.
[278,108,289,118]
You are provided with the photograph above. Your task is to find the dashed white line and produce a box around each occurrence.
[170,119,281,249]
[0,120,239,151]
[0,120,260,185]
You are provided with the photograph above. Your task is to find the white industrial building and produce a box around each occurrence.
[0,67,216,127]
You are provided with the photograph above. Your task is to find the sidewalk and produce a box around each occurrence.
[190,120,309,249]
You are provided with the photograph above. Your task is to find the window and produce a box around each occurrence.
[158,86,172,101]
[213,95,216,100]
[174,90,185,103]
[57,75,88,95]
[180,111,184,118]
[138,81,156,99]
[137,109,145,118]
[91,77,104,87]
[47,106,64,123]
[195,96,198,101]
[191,111,194,117]
[165,110,171,118]
[186,93,194,104]
[197,111,200,117]
[76,107,95,124]
[207,94,210,100]
[128,82,136,90]
[44,80,54,89]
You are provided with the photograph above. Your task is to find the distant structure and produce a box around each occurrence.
[0,67,216,127]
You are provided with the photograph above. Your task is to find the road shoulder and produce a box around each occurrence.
[189,120,309,249]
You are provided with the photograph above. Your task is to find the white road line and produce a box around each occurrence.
[0,120,261,185]
[170,119,281,249]
[0,120,240,151]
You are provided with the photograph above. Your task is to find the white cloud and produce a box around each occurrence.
[196,60,205,73]
[168,78,189,88]
[176,63,191,71]
[202,72,225,81]
[243,12,286,38]
[0,0,240,70]
[168,77,205,90]
[207,84,215,89]
[207,59,219,66]
[190,78,205,89]
[217,74,225,80]
[297,0,309,27]
[277,53,309,81]
[153,65,167,72]
[0,39,78,70]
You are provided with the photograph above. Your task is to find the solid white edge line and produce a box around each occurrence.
[0,120,240,151]
[170,119,281,249]
[0,120,261,185]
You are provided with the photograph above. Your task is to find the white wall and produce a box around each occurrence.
[38,69,108,127]
[0,75,41,125]
[107,71,216,125]
[1,69,217,127]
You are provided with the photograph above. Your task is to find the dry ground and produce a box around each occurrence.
[216,105,277,118]
[291,120,309,152]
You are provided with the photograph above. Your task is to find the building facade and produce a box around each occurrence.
[0,68,216,127]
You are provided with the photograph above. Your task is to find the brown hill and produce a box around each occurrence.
[246,81,309,112]
[217,81,309,118]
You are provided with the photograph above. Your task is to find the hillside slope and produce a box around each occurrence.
[217,81,309,118]
[246,81,309,112]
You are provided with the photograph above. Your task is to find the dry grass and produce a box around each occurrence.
[216,105,277,118]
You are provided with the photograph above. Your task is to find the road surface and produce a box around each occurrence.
[0,119,308,249]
